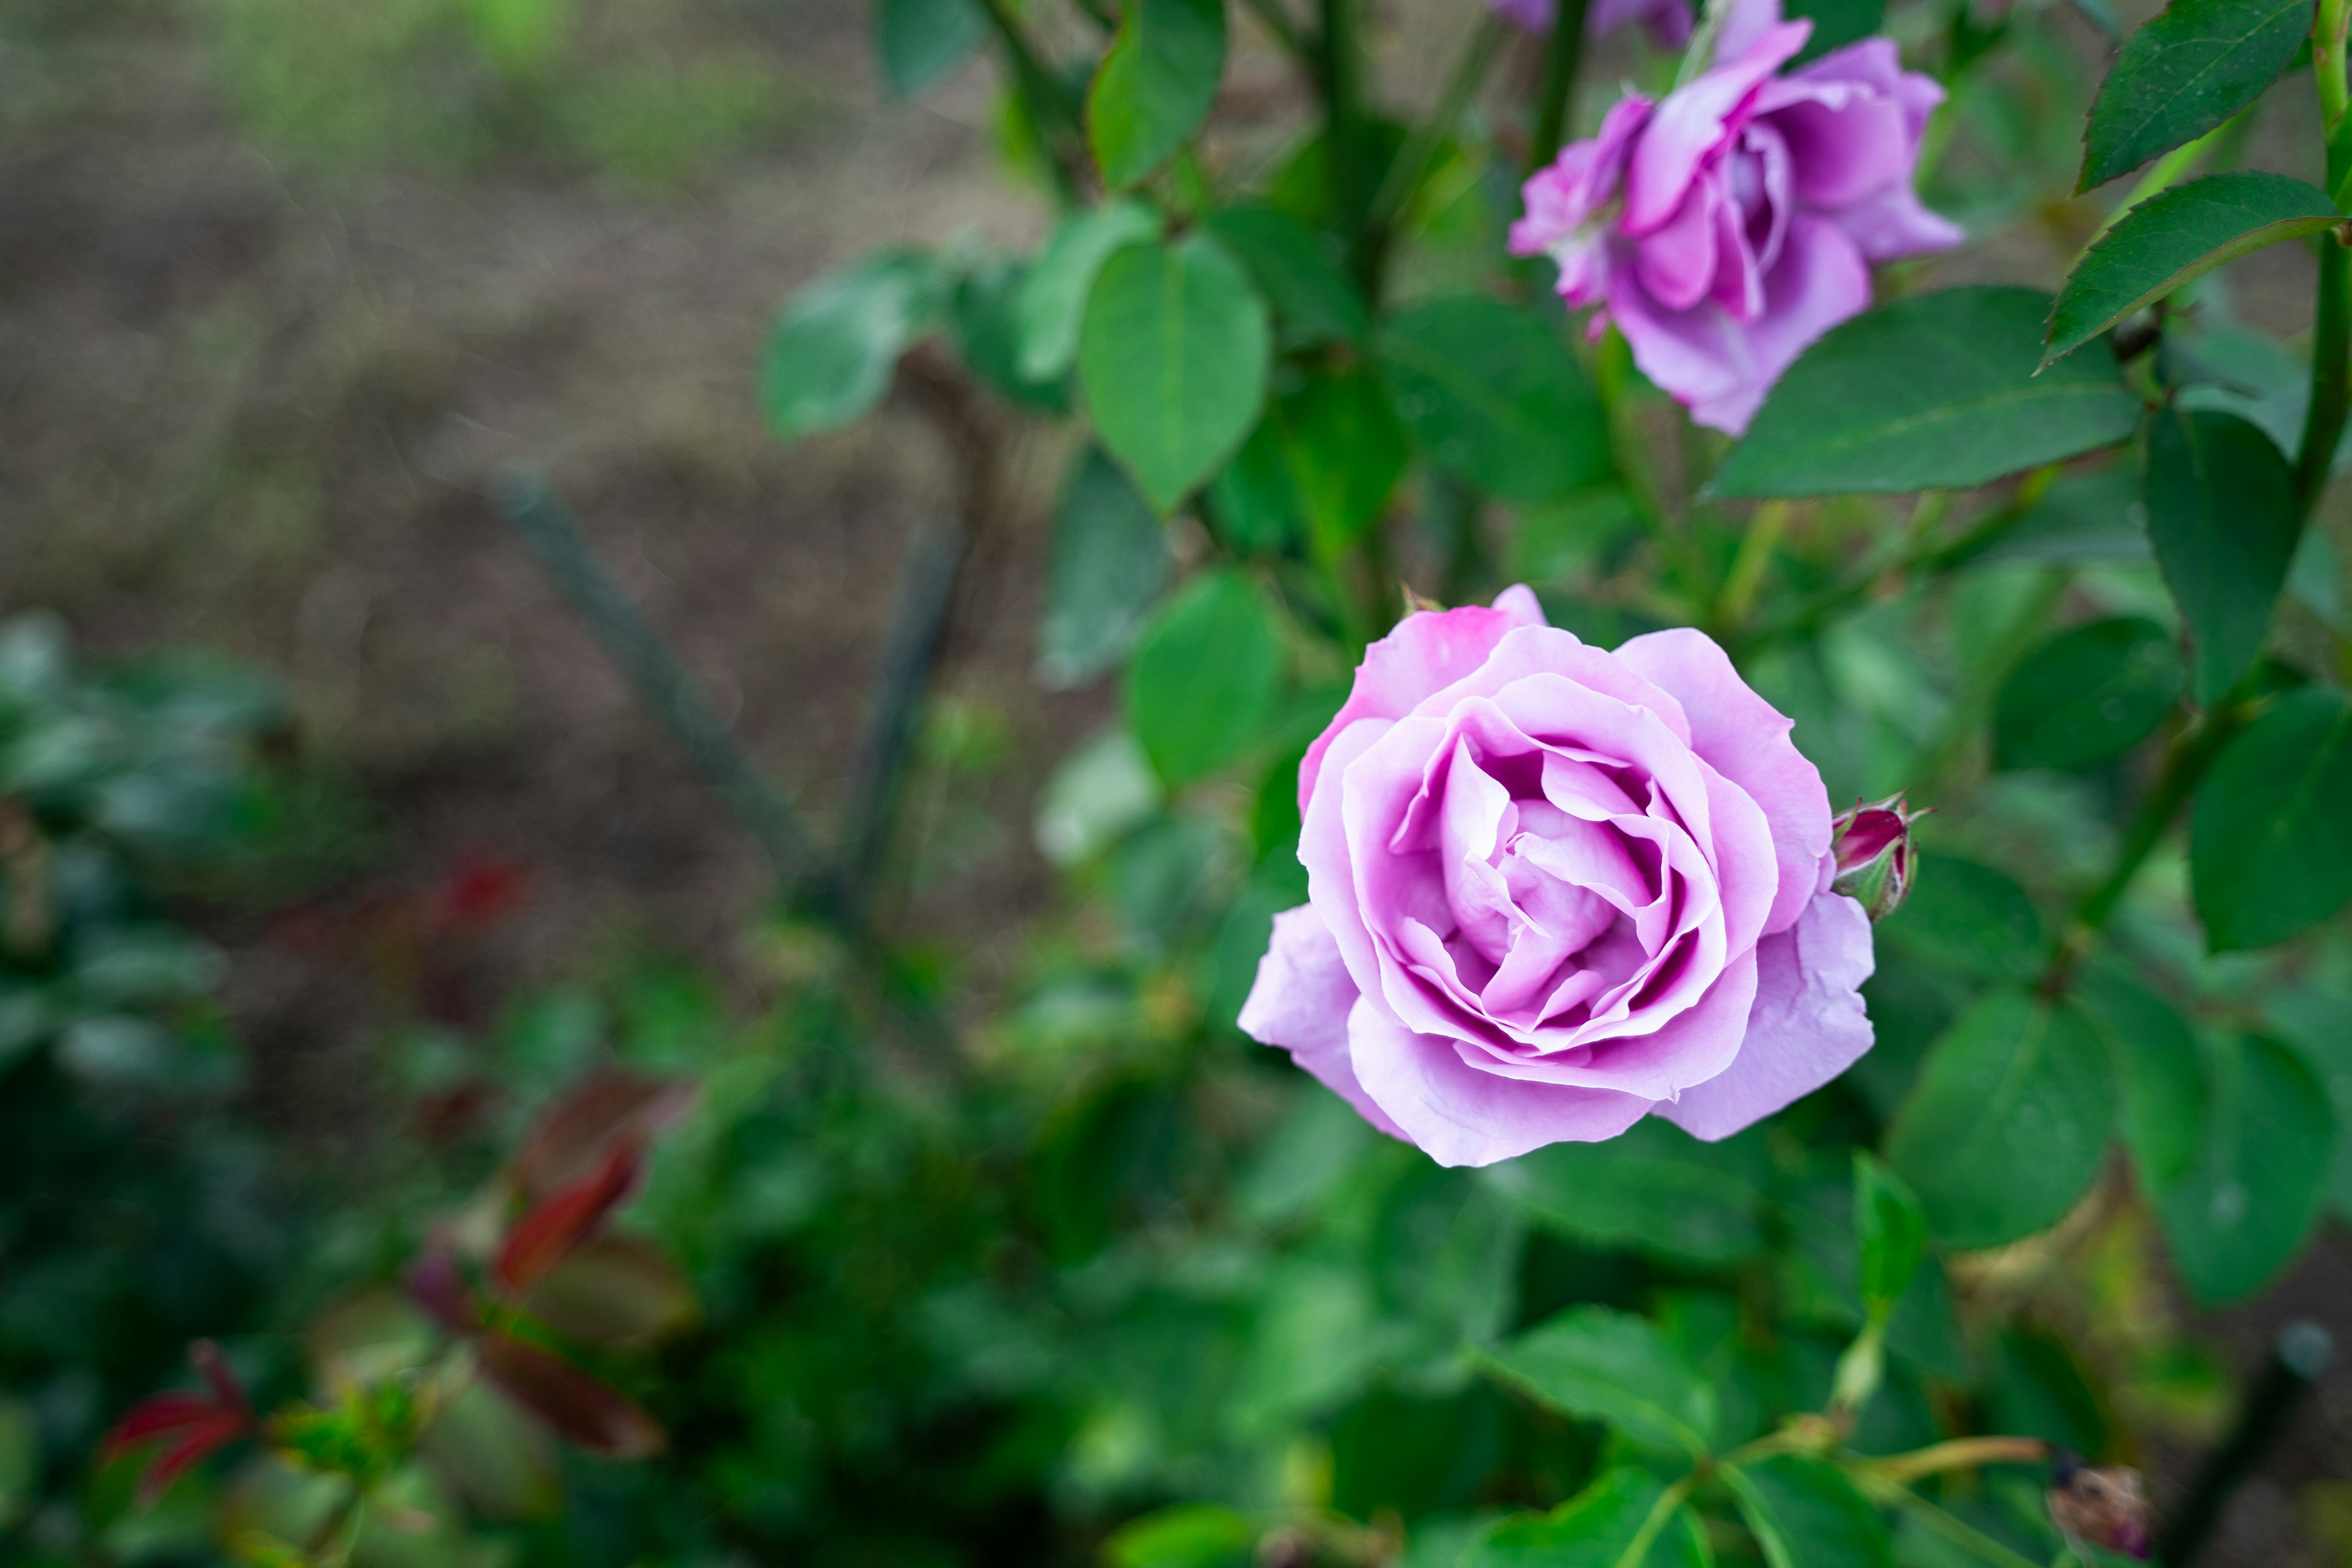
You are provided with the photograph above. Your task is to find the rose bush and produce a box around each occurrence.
[1510,0,1961,431]
[1240,588,1875,1165]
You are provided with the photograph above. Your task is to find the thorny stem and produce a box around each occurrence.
[1528,0,1594,178]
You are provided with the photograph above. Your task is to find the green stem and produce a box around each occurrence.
[1374,15,1506,231]
[1527,0,1593,177]
[1317,0,1376,289]
[974,0,1088,204]
[2296,236,2350,514]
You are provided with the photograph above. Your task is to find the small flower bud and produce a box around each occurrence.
[2048,1451,2152,1559]
[1831,793,1926,922]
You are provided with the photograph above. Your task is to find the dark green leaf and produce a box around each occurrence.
[875,0,986,98]
[1378,296,1613,501]
[2045,173,2339,364]
[1199,206,1369,345]
[1483,1118,1771,1267]
[2144,407,2300,703]
[952,259,1070,412]
[2191,687,2352,948]
[2157,1034,2335,1302]
[1885,990,2115,1248]
[1712,288,2142,497]
[1723,1455,1893,1568]
[1087,0,1226,189]
[1106,1504,1257,1567]
[2079,0,2312,191]
[2263,988,2352,1221]
[1204,418,1305,556]
[761,249,948,437]
[1017,201,1161,382]
[1989,1329,2109,1456]
[1080,235,1271,512]
[1464,1468,1711,1568]
[2073,963,2206,1187]
[1124,568,1284,785]
[1276,368,1409,559]
[1483,1305,1716,1457]
[1788,0,1885,61]
[1039,448,1172,688]
[1877,854,2045,982]
[1993,617,2184,770]
[1854,1152,1927,1312]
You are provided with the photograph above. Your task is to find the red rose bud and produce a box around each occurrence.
[1831,793,1926,922]
[2048,1451,2152,1559]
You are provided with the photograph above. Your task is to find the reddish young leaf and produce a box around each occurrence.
[510,1071,693,1197]
[473,1332,665,1458]
[102,1341,253,1507]
[495,1142,644,1295]
[430,851,530,930]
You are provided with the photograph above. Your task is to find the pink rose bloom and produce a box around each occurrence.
[1509,0,1962,434]
[1492,0,1693,50]
[1238,587,1874,1167]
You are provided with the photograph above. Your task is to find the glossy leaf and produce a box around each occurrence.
[2073,963,2207,1187]
[1124,569,1284,785]
[1039,448,1171,688]
[1016,201,1161,382]
[1713,287,2141,497]
[1377,296,1613,501]
[1992,617,2184,770]
[1464,1468,1712,1568]
[875,0,986,98]
[1885,990,2114,1249]
[1854,1152,1927,1313]
[2045,173,2340,364]
[1199,205,1368,345]
[1485,1305,1716,1457]
[761,250,948,438]
[2191,687,2352,948]
[2144,407,2300,703]
[2157,1034,2335,1302]
[2079,0,2312,191]
[1079,235,1271,513]
[475,1332,666,1457]
[1723,1455,1893,1568]
[1483,1118,1771,1266]
[1088,0,1226,189]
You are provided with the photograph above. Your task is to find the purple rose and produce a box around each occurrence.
[1237,587,1875,1167]
[1491,0,1694,50]
[1508,0,1962,434]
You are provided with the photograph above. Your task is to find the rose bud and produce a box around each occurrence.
[1830,793,1924,922]
[2047,1451,2152,1560]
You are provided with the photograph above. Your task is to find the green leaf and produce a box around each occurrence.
[2045,173,2340,365]
[2262,987,2352,1221]
[875,0,986,98]
[1204,418,1306,556]
[1483,1118,1771,1267]
[2190,687,2352,948]
[2078,0,2312,192]
[1711,288,2142,498]
[1378,296,1613,502]
[2157,1034,2336,1302]
[1992,617,2185,770]
[1722,1455,1892,1568]
[1876,854,2046,982]
[1124,568,1284,785]
[1087,0,1226,189]
[1016,200,1162,382]
[1080,234,1272,513]
[1483,1305,1716,1457]
[2073,963,2207,1187]
[2144,407,2301,704]
[761,249,949,438]
[951,258,1070,412]
[1854,1152,1927,1313]
[1199,205,1369,345]
[1463,1468,1711,1568]
[1788,0,1885,61]
[1039,448,1172,688]
[1885,990,2115,1249]
[1276,368,1410,559]
[1106,1504,1257,1567]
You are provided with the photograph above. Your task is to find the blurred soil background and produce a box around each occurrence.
[1,0,2348,1559]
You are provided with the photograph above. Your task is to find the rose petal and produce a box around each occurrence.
[1238,905,1409,1140]
[1658,887,1874,1139]
[1346,997,1654,1166]
[1624,19,1812,233]
[1613,626,1831,936]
